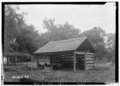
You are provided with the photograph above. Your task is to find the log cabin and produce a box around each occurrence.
[34,37,95,71]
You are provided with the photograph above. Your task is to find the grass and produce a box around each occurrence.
[3,63,115,84]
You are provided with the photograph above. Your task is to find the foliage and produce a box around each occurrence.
[79,27,107,59]
[16,25,38,54]
[105,33,115,62]
[4,5,115,62]
[44,19,80,39]
[4,5,39,56]
[4,5,21,53]
[34,19,80,48]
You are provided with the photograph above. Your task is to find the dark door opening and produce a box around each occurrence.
[76,54,85,70]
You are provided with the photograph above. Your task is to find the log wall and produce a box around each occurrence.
[85,54,94,70]
[39,52,94,70]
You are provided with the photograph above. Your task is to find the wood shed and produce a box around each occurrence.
[34,37,95,71]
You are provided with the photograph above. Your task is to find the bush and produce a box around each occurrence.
[19,78,39,82]
[4,67,15,72]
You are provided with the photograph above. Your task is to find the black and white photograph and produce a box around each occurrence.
[2,1,118,85]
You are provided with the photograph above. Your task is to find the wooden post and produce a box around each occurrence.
[84,53,87,70]
[7,57,8,64]
[15,56,17,64]
[22,58,23,64]
[8,57,10,64]
[43,56,46,71]
[16,57,17,64]
[36,56,39,68]
[73,53,76,72]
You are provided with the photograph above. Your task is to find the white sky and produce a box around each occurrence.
[17,2,116,34]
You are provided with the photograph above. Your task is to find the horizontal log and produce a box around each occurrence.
[86,53,94,55]
[61,58,73,60]
[76,57,84,59]
[86,55,94,58]
[61,56,84,58]
[76,56,84,58]
[60,54,73,57]
[86,62,94,64]
[86,64,93,67]
[86,61,94,64]
[61,60,73,62]
[61,57,73,59]
[86,63,94,65]
[86,66,93,68]
[86,57,94,59]
[77,63,85,66]
[86,66,92,70]
[86,56,93,58]
[86,57,93,59]
[77,59,84,61]
[74,52,85,54]
[86,60,93,63]
[76,54,84,56]
[86,65,93,67]
[85,58,93,61]
[86,58,93,60]
[86,64,94,67]
[86,63,94,66]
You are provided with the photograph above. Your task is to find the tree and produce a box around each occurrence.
[106,33,115,62]
[79,27,107,60]
[16,25,39,54]
[4,5,22,54]
[33,19,81,50]
[4,5,39,56]
[42,19,80,41]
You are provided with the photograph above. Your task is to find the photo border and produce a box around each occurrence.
[2,1,118,85]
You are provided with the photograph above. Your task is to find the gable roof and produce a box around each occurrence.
[34,37,88,54]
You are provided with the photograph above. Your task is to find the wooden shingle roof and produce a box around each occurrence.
[34,37,87,54]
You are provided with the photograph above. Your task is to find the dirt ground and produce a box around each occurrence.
[3,63,115,84]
